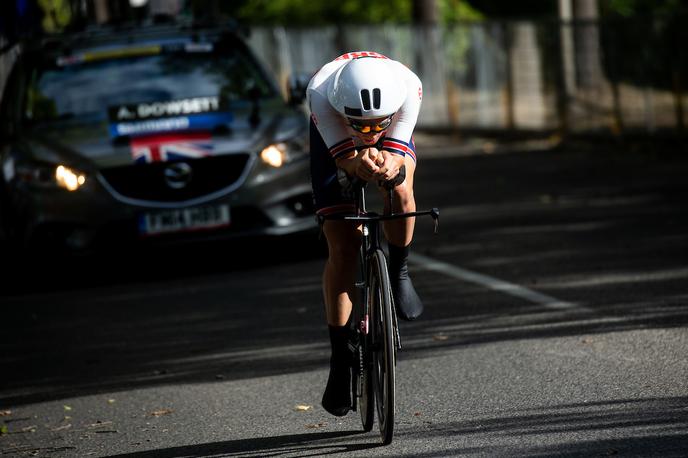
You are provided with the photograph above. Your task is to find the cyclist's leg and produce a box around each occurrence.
[320,222,361,417]
[381,153,416,244]
[322,221,361,326]
[380,140,423,321]
[310,119,358,416]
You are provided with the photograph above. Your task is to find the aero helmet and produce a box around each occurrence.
[327,57,406,120]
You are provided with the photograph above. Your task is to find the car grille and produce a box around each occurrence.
[99,154,251,203]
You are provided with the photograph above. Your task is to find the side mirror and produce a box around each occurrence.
[286,72,310,106]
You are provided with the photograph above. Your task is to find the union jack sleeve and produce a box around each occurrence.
[382,138,416,162]
[329,138,356,159]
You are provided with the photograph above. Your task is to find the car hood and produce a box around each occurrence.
[23,102,307,169]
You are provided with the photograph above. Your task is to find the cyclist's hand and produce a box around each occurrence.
[356,147,381,182]
[375,150,405,183]
[335,153,363,180]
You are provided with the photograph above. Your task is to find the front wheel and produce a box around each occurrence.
[369,249,396,445]
[358,330,374,432]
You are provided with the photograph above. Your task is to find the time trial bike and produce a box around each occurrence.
[319,167,439,445]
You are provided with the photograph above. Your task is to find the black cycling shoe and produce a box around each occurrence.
[388,243,424,321]
[321,362,352,416]
[391,275,424,321]
[321,325,353,416]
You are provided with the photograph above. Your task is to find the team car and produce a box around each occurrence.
[0,22,315,252]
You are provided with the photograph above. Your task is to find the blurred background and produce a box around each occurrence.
[2,0,687,137]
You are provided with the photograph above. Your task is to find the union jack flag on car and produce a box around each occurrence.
[130,132,213,164]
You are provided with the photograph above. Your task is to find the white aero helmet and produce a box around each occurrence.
[327,57,407,120]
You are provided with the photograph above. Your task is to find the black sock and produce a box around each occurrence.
[322,324,352,416]
[388,243,410,281]
[328,324,353,365]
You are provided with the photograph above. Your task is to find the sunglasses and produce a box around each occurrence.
[348,116,393,134]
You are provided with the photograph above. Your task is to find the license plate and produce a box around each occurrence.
[139,204,230,236]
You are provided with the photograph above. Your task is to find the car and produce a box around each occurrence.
[0,20,315,254]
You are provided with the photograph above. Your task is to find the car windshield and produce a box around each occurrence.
[27,46,275,124]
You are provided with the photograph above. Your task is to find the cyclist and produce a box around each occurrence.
[306,51,423,416]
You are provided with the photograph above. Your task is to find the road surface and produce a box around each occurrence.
[1,136,687,457]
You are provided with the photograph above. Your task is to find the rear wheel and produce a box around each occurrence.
[370,249,395,445]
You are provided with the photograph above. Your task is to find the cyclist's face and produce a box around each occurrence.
[348,116,392,145]
[355,130,385,145]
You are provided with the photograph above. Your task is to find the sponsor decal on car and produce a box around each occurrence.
[108,96,233,138]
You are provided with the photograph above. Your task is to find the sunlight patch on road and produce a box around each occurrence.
[537,267,688,289]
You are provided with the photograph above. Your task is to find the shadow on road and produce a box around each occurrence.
[395,396,688,457]
[0,232,332,407]
[0,231,326,296]
[105,430,378,458]
[1,139,687,409]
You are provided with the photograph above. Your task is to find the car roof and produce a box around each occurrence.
[27,19,249,58]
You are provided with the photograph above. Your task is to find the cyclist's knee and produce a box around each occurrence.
[324,222,361,264]
[391,181,416,210]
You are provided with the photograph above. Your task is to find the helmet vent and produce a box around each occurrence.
[373,88,381,109]
[360,89,371,111]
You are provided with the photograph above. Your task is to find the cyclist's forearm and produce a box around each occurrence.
[335,154,359,178]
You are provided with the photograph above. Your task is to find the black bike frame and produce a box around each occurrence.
[318,180,439,338]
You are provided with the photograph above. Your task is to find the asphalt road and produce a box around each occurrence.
[1,136,687,457]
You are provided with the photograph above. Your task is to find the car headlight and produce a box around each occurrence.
[55,165,86,191]
[12,161,87,191]
[260,143,288,168]
[259,142,307,168]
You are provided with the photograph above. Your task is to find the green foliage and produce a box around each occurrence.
[599,3,687,90]
[602,0,686,17]
[217,0,482,25]
[462,0,556,18]
[228,0,410,25]
[439,0,483,23]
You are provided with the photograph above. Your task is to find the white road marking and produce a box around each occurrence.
[410,252,586,311]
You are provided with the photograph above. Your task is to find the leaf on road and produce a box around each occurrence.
[151,409,173,417]
[88,421,113,429]
[21,425,37,433]
[107,399,116,405]
[51,424,72,432]
[305,422,327,429]
[540,194,554,204]
[0,410,11,416]
[0,424,8,435]
[295,405,312,412]
[63,405,72,411]
[433,334,449,341]
[581,337,594,345]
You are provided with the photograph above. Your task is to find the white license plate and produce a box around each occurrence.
[139,204,231,236]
